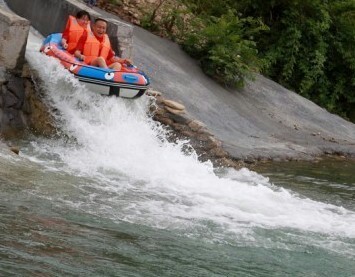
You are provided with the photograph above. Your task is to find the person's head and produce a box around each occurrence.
[76,10,91,28]
[92,18,108,37]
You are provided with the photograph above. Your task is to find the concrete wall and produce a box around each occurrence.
[5,0,133,58]
[0,8,30,71]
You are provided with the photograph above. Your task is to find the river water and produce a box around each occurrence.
[0,31,355,276]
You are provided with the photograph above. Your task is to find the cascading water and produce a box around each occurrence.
[1,30,354,276]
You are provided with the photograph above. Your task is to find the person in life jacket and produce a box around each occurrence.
[61,10,91,54]
[74,18,131,70]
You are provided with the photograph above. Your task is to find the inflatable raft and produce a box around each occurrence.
[40,33,150,98]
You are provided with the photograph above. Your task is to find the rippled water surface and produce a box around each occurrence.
[1,149,355,276]
[255,158,355,211]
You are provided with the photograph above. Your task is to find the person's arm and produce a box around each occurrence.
[73,33,87,61]
[61,19,70,49]
[61,38,68,49]
[106,49,117,64]
[108,49,133,65]
[74,50,85,61]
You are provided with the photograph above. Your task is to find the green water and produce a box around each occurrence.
[254,158,355,211]
[1,156,355,276]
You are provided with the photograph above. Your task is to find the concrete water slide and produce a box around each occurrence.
[4,0,355,160]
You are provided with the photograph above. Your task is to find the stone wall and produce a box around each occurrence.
[0,8,30,71]
[5,0,133,58]
[0,8,28,136]
[0,6,54,138]
[0,64,55,138]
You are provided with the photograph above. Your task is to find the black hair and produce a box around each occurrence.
[95,18,108,24]
[76,10,91,20]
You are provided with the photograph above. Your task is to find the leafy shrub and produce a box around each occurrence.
[182,11,267,87]
[236,0,355,119]
[137,0,355,120]
[140,0,191,41]
[140,2,266,87]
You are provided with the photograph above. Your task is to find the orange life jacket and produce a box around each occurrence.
[65,15,91,53]
[82,32,111,64]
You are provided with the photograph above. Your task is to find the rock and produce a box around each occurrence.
[167,111,190,124]
[0,66,6,85]
[0,87,3,108]
[0,108,25,138]
[157,117,173,126]
[152,106,166,116]
[180,130,195,137]
[22,99,31,114]
[2,86,18,108]
[154,96,164,105]
[7,75,25,108]
[0,9,30,71]
[215,157,243,169]
[165,106,185,115]
[209,147,228,158]
[9,146,19,155]
[132,18,141,25]
[195,133,210,142]
[207,136,222,148]
[196,126,211,135]
[155,15,162,22]
[171,123,189,132]
[21,63,31,78]
[188,120,205,132]
[146,89,162,97]
[163,99,185,111]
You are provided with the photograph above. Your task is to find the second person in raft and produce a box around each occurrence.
[61,10,91,54]
[74,18,128,71]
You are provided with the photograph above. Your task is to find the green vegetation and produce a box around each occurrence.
[108,0,122,5]
[182,11,267,87]
[140,0,355,120]
[235,0,355,119]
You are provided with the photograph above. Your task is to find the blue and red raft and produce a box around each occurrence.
[40,33,150,99]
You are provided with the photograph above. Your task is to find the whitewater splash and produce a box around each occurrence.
[23,31,355,257]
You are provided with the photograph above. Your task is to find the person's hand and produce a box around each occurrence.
[111,56,123,63]
[61,39,68,49]
[112,57,133,65]
[124,58,133,65]
[74,50,85,61]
